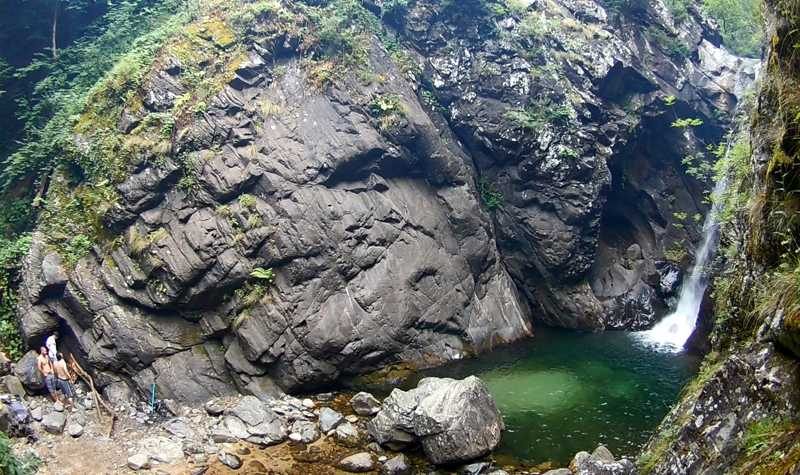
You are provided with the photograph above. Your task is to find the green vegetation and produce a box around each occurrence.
[478,179,504,210]
[369,93,406,131]
[743,418,795,456]
[0,432,40,475]
[702,0,763,57]
[0,235,32,359]
[505,99,572,130]
[250,267,275,283]
[681,152,716,182]
[665,0,691,23]
[664,243,688,263]
[602,0,649,16]
[518,12,553,38]
[232,267,275,329]
[671,117,704,128]
[309,0,381,65]
[647,26,691,61]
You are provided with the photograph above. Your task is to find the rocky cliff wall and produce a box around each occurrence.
[641,0,800,472]
[17,0,755,400]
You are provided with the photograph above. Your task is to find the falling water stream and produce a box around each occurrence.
[638,171,729,351]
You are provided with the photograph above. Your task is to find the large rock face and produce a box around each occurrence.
[368,376,504,464]
[17,0,755,399]
[642,344,800,474]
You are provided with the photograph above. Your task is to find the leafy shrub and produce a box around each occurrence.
[238,194,258,210]
[381,0,410,19]
[505,99,572,130]
[664,243,689,262]
[478,179,504,210]
[0,432,40,475]
[62,234,93,267]
[310,0,380,63]
[250,267,275,283]
[369,94,406,130]
[672,117,704,128]
[0,235,32,359]
[681,152,715,182]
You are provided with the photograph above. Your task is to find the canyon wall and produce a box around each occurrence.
[17,0,754,399]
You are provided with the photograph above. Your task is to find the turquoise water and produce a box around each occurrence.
[367,328,700,465]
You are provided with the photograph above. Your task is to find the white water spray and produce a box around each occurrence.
[639,172,729,351]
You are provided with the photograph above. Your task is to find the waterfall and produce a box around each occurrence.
[639,173,729,351]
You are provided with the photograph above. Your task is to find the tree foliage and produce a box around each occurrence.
[703,0,764,57]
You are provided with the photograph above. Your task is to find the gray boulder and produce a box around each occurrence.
[163,417,195,439]
[2,375,26,398]
[218,451,242,469]
[334,421,361,446]
[338,452,374,472]
[290,419,320,444]
[350,392,381,416]
[204,397,226,416]
[570,445,637,475]
[127,453,150,470]
[67,423,84,438]
[543,469,574,475]
[140,435,184,464]
[0,352,10,376]
[382,454,412,475]
[368,376,503,465]
[226,395,268,426]
[318,406,344,433]
[42,411,67,434]
[0,399,33,438]
[13,351,43,393]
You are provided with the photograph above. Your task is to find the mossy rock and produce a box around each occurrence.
[190,17,236,49]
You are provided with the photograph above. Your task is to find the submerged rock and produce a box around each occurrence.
[368,376,503,464]
[318,406,344,433]
[218,452,242,470]
[337,452,374,472]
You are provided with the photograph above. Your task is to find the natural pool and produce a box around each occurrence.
[360,328,700,466]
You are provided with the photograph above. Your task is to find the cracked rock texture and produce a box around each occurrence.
[18,0,755,399]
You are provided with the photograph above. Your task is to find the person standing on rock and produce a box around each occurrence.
[46,331,59,363]
[53,353,75,410]
[36,346,59,404]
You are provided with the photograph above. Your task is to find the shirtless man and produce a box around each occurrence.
[36,346,59,403]
[53,353,75,410]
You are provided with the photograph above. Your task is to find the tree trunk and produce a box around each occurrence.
[51,0,59,59]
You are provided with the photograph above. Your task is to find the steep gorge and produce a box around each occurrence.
[10,0,756,408]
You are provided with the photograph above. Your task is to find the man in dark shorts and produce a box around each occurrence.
[36,346,59,403]
[53,353,75,410]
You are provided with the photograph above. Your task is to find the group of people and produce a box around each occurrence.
[35,331,75,410]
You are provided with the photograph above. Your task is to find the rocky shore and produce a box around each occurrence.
[2,369,639,475]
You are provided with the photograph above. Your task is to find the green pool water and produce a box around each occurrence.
[368,328,700,466]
